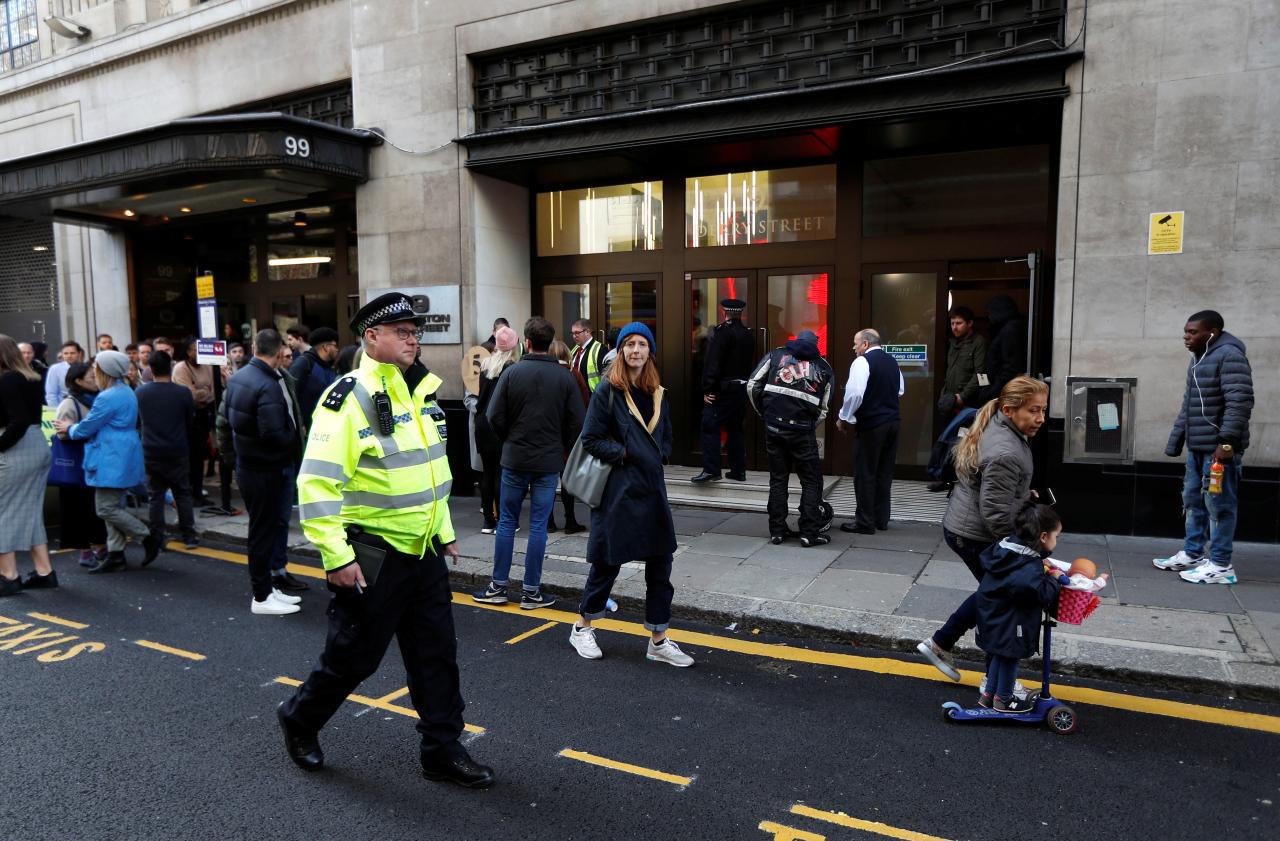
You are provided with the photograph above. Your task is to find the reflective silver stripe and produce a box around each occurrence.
[299,459,350,482]
[764,383,821,405]
[344,489,438,509]
[300,500,343,520]
[361,449,431,471]
[435,478,452,499]
[351,382,400,456]
[428,441,447,461]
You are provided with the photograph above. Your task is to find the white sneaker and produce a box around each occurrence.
[1179,560,1238,585]
[916,638,961,681]
[569,624,602,660]
[272,588,302,605]
[646,638,694,668]
[978,675,1037,701]
[1153,550,1202,571]
[251,592,301,615]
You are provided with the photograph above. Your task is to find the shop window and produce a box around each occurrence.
[536,182,662,256]
[0,0,39,73]
[685,165,836,248]
[863,146,1051,238]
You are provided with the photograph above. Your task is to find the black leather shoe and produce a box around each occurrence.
[141,533,163,567]
[563,523,586,535]
[272,571,310,592]
[725,471,747,482]
[420,746,495,789]
[88,552,127,574]
[689,471,721,483]
[23,570,58,589]
[840,523,876,535]
[277,703,324,771]
[0,575,21,597]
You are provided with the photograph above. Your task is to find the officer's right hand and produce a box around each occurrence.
[328,563,367,590]
[703,393,716,404]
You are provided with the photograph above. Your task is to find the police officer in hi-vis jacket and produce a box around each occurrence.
[276,292,494,789]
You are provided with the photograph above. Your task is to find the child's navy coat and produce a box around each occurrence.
[976,537,1063,659]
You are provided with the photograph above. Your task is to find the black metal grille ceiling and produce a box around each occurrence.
[0,218,56,314]
[473,0,1067,131]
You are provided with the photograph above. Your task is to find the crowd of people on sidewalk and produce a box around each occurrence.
[0,299,1254,787]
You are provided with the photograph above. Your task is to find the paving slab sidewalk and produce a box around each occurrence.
[189,489,1280,701]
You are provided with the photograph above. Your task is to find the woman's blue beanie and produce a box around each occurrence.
[614,321,656,351]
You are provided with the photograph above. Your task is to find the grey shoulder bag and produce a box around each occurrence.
[561,387,616,509]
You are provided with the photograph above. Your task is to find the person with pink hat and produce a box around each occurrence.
[472,324,520,533]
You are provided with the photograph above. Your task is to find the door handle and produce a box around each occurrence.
[757,326,767,350]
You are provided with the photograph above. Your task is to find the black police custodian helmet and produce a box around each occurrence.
[720,298,746,314]
[350,292,427,335]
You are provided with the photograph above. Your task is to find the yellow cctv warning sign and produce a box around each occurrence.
[1148,211,1184,255]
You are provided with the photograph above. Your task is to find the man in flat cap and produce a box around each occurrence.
[278,292,494,788]
[692,298,756,483]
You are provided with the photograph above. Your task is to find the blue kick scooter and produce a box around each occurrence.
[941,613,1079,735]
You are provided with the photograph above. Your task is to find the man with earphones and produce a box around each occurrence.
[1155,310,1253,585]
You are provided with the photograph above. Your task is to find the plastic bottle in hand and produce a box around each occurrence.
[605,598,618,612]
[1208,460,1224,495]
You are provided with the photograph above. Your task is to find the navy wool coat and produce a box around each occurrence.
[580,380,677,567]
[975,537,1063,660]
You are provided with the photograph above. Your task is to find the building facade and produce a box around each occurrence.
[1,0,1276,538]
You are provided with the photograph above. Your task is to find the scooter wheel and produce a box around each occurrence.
[1046,704,1078,735]
[817,500,834,533]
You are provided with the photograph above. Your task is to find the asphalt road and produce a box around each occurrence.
[1,541,1276,841]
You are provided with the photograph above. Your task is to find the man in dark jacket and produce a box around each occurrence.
[931,307,988,491]
[473,316,585,609]
[288,326,339,427]
[136,350,197,549]
[837,328,904,534]
[978,295,1026,403]
[1154,310,1253,585]
[692,298,756,483]
[748,331,834,547]
[224,328,305,615]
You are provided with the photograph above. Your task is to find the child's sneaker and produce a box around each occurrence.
[1178,560,1238,585]
[977,691,993,709]
[979,675,1038,701]
[993,695,1035,714]
[1153,550,1202,571]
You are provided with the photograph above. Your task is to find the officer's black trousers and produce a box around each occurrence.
[281,543,466,755]
[700,388,747,476]
[765,430,823,537]
[853,421,900,530]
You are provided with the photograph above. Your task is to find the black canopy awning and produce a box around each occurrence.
[0,113,381,226]
[458,49,1081,185]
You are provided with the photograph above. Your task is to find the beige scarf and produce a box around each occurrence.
[623,385,665,436]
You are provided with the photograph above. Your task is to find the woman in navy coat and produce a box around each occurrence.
[568,322,693,668]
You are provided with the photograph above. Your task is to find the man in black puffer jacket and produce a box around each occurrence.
[748,330,834,547]
[224,328,305,615]
[1154,310,1253,585]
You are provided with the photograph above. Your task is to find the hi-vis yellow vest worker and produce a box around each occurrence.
[297,353,455,572]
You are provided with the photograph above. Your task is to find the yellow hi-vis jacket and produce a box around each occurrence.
[297,353,455,572]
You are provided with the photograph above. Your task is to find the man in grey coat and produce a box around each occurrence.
[1154,310,1253,585]
[930,306,987,491]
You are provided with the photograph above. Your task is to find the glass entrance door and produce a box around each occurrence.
[540,275,658,359]
[685,269,832,471]
[865,266,944,469]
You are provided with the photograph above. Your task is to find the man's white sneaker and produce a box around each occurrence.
[1153,550,1202,571]
[978,675,1037,701]
[1178,560,1238,585]
[251,592,301,615]
[569,625,602,660]
[916,638,961,681]
[646,638,694,668]
[272,588,302,605]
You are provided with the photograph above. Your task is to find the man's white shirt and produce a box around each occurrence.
[837,347,905,424]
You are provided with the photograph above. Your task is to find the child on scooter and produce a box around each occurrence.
[976,502,1069,713]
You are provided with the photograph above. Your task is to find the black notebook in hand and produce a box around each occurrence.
[350,540,387,589]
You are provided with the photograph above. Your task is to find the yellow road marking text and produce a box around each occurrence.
[27,612,89,629]
[505,621,558,645]
[134,640,206,661]
[558,748,693,787]
[274,676,483,734]
[791,805,952,841]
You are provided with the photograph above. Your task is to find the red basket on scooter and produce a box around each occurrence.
[1055,586,1100,625]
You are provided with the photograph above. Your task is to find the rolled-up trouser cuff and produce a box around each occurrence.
[644,621,669,633]
[582,607,608,621]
